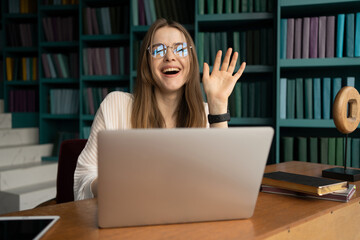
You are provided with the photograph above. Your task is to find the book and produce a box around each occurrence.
[262,171,348,196]
[282,137,294,162]
[355,13,360,57]
[346,13,355,57]
[261,184,356,203]
[352,138,360,168]
[286,78,295,119]
[286,18,294,59]
[297,137,307,162]
[302,17,310,59]
[336,14,345,58]
[318,16,326,58]
[304,78,313,119]
[294,18,302,59]
[313,78,321,119]
[309,17,319,58]
[332,77,342,102]
[326,16,335,58]
[319,138,329,164]
[322,77,331,119]
[336,137,344,166]
[328,138,336,165]
[309,137,318,163]
[280,78,287,119]
[280,19,287,59]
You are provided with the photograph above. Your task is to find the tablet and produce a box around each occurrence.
[0,216,59,240]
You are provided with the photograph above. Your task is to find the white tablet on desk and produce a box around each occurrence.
[0,216,59,240]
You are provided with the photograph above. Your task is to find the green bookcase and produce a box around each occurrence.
[2,0,39,128]
[276,0,360,165]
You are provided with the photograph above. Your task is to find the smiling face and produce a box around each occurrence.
[150,26,191,97]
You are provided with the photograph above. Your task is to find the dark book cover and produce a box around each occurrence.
[262,171,348,196]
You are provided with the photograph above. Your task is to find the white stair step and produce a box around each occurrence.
[0,113,11,129]
[0,144,53,168]
[0,128,38,147]
[0,162,58,191]
[0,180,56,214]
[0,100,3,114]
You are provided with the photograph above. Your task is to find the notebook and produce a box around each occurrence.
[97,127,274,228]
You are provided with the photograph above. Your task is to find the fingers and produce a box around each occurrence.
[213,50,222,71]
[227,51,238,74]
[203,62,210,81]
[220,48,233,71]
[233,62,246,80]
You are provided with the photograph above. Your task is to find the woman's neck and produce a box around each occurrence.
[155,89,183,128]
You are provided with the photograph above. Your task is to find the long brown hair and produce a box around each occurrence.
[131,18,206,128]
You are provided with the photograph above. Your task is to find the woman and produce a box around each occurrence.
[74,18,246,200]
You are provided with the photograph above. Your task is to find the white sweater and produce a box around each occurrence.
[74,91,209,200]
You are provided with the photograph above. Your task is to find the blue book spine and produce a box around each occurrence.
[332,77,342,102]
[345,76,355,87]
[280,78,287,119]
[280,19,287,59]
[322,77,331,119]
[313,78,321,119]
[346,13,355,57]
[336,14,345,58]
[355,13,360,57]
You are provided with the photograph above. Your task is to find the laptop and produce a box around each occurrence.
[97,127,274,228]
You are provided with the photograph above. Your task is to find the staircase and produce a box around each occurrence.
[0,100,55,214]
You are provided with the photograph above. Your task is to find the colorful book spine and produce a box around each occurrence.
[280,78,287,119]
[294,18,302,59]
[286,18,294,59]
[309,17,319,58]
[280,19,287,59]
[322,77,331,119]
[313,78,321,119]
[355,13,360,57]
[302,17,310,59]
[346,13,355,57]
[318,16,327,58]
[326,16,335,58]
[336,14,345,58]
[295,78,304,119]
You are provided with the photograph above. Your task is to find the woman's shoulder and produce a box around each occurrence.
[102,91,134,105]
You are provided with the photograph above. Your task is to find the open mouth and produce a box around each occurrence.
[162,67,180,75]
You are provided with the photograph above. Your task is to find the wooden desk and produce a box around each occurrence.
[2,162,360,240]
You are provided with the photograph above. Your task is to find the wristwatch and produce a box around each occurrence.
[208,111,231,124]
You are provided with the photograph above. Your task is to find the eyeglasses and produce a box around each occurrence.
[148,42,191,58]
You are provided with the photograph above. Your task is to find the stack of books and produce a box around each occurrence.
[261,171,356,202]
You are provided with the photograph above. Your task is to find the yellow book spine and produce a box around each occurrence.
[5,57,13,81]
[20,0,25,13]
[32,57,37,81]
[22,57,27,81]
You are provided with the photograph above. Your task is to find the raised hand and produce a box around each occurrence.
[202,48,246,115]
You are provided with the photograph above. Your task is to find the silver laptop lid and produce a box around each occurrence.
[98,127,274,228]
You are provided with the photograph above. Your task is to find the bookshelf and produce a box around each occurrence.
[2,0,39,127]
[2,0,359,166]
[276,0,360,167]
[38,0,80,160]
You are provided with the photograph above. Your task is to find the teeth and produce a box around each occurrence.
[162,68,180,73]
